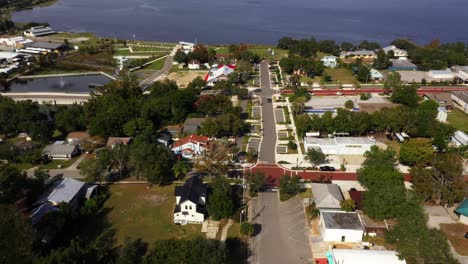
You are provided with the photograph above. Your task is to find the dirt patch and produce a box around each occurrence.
[167,70,207,88]
[141,194,168,205]
[441,223,468,256]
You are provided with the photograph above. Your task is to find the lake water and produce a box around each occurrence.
[12,0,468,45]
[7,74,113,93]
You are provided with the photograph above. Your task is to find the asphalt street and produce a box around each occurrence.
[258,61,276,164]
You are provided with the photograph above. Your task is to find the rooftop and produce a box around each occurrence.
[311,183,344,209]
[106,137,132,148]
[172,134,209,149]
[390,58,417,68]
[174,176,207,205]
[332,249,407,264]
[452,91,468,103]
[36,178,85,206]
[42,142,77,156]
[455,198,468,216]
[321,211,363,230]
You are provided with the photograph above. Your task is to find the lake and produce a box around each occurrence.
[6,74,113,93]
[12,0,468,45]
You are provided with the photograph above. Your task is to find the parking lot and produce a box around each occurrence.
[249,192,313,264]
[247,138,261,153]
[274,108,285,123]
[305,95,389,109]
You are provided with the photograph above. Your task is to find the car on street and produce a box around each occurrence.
[319,166,336,171]
[266,98,272,103]
[253,88,262,92]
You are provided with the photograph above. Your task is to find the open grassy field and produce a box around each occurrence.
[104,184,201,245]
[440,223,468,256]
[447,109,468,132]
[324,68,358,85]
[39,156,79,170]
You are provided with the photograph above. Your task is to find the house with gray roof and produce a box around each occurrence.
[451,91,468,113]
[320,211,364,242]
[42,141,79,160]
[183,118,207,134]
[35,177,86,207]
[311,183,344,210]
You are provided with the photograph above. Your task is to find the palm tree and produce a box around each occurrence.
[172,161,191,180]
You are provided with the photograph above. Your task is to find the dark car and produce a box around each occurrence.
[319,166,335,171]
[266,98,272,103]
[253,88,262,92]
[386,134,393,141]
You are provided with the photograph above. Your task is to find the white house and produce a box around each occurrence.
[451,91,468,113]
[454,199,468,225]
[303,136,375,155]
[0,36,33,51]
[23,26,55,37]
[42,141,79,160]
[428,69,455,81]
[321,55,338,68]
[311,183,344,210]
[204,64,235,85]
[436,106,448,122]
[188,59,200,70]
[179,41,195,52]
[174,176,207,224]
[370,69,384,81]
[331,249,407,264]
[172,134,210,159]
[320,211,364,242]
[451,130,468,147]
[383,45,408,57]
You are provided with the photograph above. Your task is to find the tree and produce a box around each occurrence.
[129,141,175,184]
[278,175,302,201]
[117,237,148,264]
[207,177,234,220]
[340,199,356,212]
[344,100,354,109]
[323,74,332,83]
[0,205,34,264]
[240,222,254,237]
[54,104,85,134]
[356,66,370,83]
[0,164,27,203]
[390,85,420,107]
[80,158,107,183]
[123,118,154,138]
[245,172,267,196]
[411,153,466,205]
[294,114,311,138]
[373,49,391,70]
[174,49,188,64]
[384,71,401,94]
[194,142,232,178]
[304,148,326,167]
[187,76,207,91]
[172,161,191,180]
[399,141,433,166]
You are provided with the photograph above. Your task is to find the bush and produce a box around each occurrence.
[360,93,371,100]
[344,100,354,109]
[340,164,347,172]
[240,222,254,237]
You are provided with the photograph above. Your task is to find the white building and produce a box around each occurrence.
[0,36,33,51]
[172,134,210,159]
[428,69,455,81]
[382,45,408,57]
[303,136,375,155]
[331,249,407,264]
[320,211,364,242]
[321,55,338,68]
[311,183,344,210]
[370,69,383,81]
[24,26,55,37]
[451,130,468,147]
[188,59,200,70]
[451,91,468,113]
[174,176,207,224]
[179,41,195,54]
[436,106,447,122]
[205,64,235,85]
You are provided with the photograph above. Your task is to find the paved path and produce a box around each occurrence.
[280,87,468,96]
[220,219,234,242]
[249,192,313,264]
[258,61,277,164]
[139,45,179,88]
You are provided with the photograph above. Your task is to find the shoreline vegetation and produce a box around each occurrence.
[0,0,58,15]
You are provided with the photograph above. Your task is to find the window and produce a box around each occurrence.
[341,236,345,242]
[190,206,192,210]
[185,205,188,210]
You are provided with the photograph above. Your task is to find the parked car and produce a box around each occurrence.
[266,98,272,103]
[319,166,335,171]
[386,134,393,141]
[253,88,262,92]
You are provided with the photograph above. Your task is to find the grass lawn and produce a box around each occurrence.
[214,47,229,54]
[447,109,468,132]
[104,184,201,245]
[144,58,166,70]
[12,163,36,170]
[440,223,468,256]
[324,68,359,85]
[39,156,79,170]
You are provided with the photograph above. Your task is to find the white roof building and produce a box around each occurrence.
[0,36,33,51]
[205,64,235,84]
[428,69,455,80]
[332,249,407,264]
[321,55,338,68]
[436,106,447,122]
[452,130,468,147]
[303,136,375,155]
[382,45,408,57]
[370,69,383,80]
[23,26,55,37]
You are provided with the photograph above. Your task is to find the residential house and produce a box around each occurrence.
[205,64,235,85]
[172,134,209,159]
[156,132,172,147]
[428,69,455,81]
[423,93,453,110]
[23,26,55,37]
[382,45,408,57]
[304,136,375,155]
[42,141,79,160]
[174,176,207,224]
[66,131,90,144]
[388,58,417,71]
[451,130,468,147]
[331,249,406,264]
[454,198,468,225]
[0,51,24,63]
[34,177,86,208]
[369,69,383,81]
[321,55,338,68]
[183,117,207,134]
[188,59,200,70]
[339,50,376,63]
[319,211,364,242]
[311,183,344,210]
[106,137,132,148]
[178,62,186,69]
[179,41,195,54]
[451,91,468,113]
[437,107,448,122]
[162,125,183,139]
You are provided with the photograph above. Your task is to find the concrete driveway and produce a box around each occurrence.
[424,205,456,229]
[249,192,313,264]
